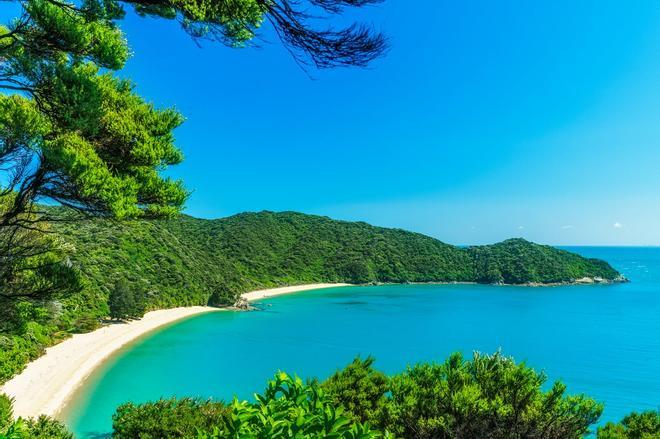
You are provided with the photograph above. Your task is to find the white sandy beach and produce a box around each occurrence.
[0,283,349,420]
[240,283,348,301]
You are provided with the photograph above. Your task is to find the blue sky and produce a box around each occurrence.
[46,2,660,244]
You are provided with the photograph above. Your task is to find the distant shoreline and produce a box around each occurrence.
[369,276,627,288]
[0,283,349,421]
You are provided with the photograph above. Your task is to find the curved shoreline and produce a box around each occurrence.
[0,283,348,420]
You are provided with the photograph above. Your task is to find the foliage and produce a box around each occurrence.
[0,395,11,432]
[469,238,621,284]
[0,303,70,382]
[114,372,387,439]
[113,397,230,438]
[21,416,74,438]
[597,410,660,438]
[112,353,611,439]
[0,211,622,384]
[381,351,603,439]
[0,198,81,317]
[0,0,188,330]
[0,396,72,439]
[121,0,388,68]
[108,279,145,320]
[53,212,622,316]
[321,356,389,424]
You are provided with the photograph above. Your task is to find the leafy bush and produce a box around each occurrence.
[597,410,660,438]
[113,352,610,439]
[381,352,603,439]
[22,416,73,439]
[0,397,72,439]
[322,356,389,424]
[0,395,11,432]
[109,279,146,321]
[114,373,386,439]
[113,398,230,438]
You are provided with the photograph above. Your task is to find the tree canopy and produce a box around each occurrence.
[0,211,622,384]
[0,0,387,308]
[597,410,660,439]
[109,352,606,439]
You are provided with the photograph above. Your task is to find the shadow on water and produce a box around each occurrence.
[333,300,368,306]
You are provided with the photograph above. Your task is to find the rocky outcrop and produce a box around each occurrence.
[231,297,255,311]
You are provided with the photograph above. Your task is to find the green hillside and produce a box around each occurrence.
[0,211,622,383]
[54,211,621,314]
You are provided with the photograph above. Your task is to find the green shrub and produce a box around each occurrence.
[382,352,603,439]
[597,410,660,438]
[23,416,73,439]
[209,372,385,438]
[0,396,72,439]
[322,356,389,424]
[112,353,610,439]
[0,394,12,432]
[115,373,387,439]
[113,398,230,438]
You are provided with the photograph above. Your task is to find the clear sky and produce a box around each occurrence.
[113,1,660,245]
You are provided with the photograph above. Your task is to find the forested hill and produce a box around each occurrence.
[54,211,622,312]
[0,211,623,384]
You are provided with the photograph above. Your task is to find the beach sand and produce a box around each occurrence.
[241,283,348,301]
[0,283,349,419]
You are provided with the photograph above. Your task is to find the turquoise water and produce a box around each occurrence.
[65,247,660,438]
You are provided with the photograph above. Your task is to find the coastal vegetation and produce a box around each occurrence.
[0,1,649,439]
[106,352,653,438]
[108,280,146,321]
[0,394,72,438]
[1,352,657,438]
[0,0,389,395]
[596,410,660,438]
[320,352,603,439]
[0,211,622,385]
[113,372,387,439]
[0,0,387,327]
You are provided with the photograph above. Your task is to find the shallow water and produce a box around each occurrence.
[64,247,660,438]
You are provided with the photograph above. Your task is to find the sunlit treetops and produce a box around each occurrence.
[0,0,387,226]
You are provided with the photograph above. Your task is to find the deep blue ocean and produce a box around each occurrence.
[64,247,660,438]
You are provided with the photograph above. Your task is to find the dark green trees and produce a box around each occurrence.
[322,356,389,424]
[113,373,386,438]
[0,0,387,309]
[0,394,73,439]
[111,352,607,439]
[112,398,231,438]
[382,352,602,439]
[0,394,11,433]
[320,352,603,439]
[597,410,660,438]
[108,279,145,320]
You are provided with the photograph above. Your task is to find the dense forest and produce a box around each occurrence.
[2,352,657,438]
[56,210,622,311]
[0,211,622,385]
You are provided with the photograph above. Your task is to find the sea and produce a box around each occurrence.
[63,247,660,438]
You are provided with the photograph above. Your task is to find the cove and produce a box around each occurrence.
[64,247,660,438]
